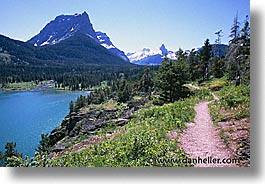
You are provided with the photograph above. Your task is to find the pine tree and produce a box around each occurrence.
[156,59,190,103]
[3,142,22,166]
[230,12,240,44]
[199,39,212,81]
[0,151,4,166]
[226,14,250,86]
[210,30,225,78]
[69,100,74,113]
[226,13,241,84]
[75,95,85,109]
[140,67,153,98]
[211,56,225,78]
[214,30,223,58]
[240,15,250,85]
[117,77,130,103]
[36,133,51,153]
[187,48,199,81]
[175,48,188,62]
[4,142,20,158]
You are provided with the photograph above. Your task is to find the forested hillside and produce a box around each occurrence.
[0,32,135,90]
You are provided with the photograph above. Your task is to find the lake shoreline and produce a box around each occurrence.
[0,89,89,156]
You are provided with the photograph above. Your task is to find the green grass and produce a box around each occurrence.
[45,96,201,167]
[220,128,229,147]
[2,81,36,91]
[193,88,213,101]
[82,99,121,112]
[184,83,214,101]
[209,81,250,124]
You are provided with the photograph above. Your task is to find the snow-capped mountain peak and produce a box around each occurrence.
[28,12,129,62]
[28,11,98,46]
[127,44,175,65]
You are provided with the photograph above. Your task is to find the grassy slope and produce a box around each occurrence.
[49,99,194,167]
[208,79,250,125]
[207,78,250,166]
[26,78,249,167]
[47,88,213,167]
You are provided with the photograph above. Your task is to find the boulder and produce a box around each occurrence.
[52,145,66,153]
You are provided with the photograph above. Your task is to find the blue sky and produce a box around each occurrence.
[0,0,249,53]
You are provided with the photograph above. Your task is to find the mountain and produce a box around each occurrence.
[27,12,129,63]
[28,11,98,46]
[0,33,131,66]
[96,31,129,62]
[127,44,175,65]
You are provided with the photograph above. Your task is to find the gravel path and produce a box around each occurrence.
[179,92,236,167]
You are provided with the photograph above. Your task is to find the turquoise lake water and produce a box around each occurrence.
[0,89,88,157]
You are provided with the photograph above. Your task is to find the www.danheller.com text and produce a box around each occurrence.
[153,157,240,165]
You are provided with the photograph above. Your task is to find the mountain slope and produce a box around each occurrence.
[38,33,130,65]
[0,34,132,66]
[28,12,98,46]
[96,31,129,62]
[0,34,37,64]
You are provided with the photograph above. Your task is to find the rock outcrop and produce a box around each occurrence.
[48,98,148,153]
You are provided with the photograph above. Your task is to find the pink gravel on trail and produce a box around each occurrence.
[179,99,237,167]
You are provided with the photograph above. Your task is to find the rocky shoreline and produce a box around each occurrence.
[48,98,148,156]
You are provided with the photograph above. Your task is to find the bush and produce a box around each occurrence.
[219,85,249,109]
[193,88,213,101]
[209,84,250,124]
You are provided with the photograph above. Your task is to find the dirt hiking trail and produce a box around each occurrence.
[179,85,237,167]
